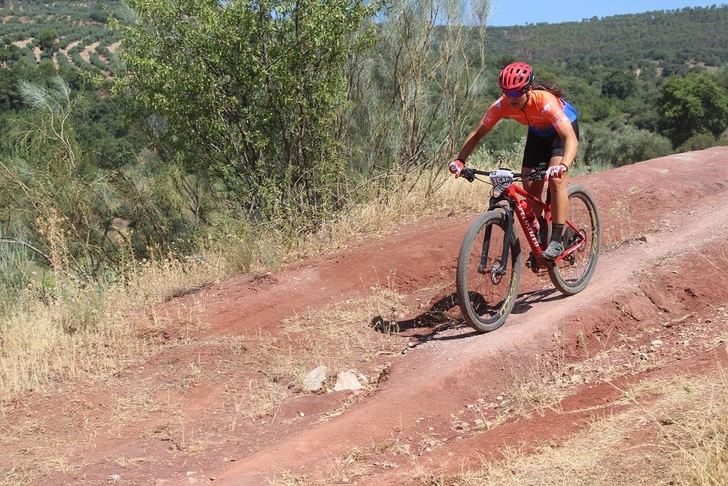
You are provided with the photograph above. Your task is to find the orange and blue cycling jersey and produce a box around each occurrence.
[481,90,578,137]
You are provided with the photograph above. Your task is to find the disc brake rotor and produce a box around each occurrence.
[490,258,504,284]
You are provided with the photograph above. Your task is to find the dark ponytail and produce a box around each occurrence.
[532,81,565,98]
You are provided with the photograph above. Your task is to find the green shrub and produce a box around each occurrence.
[581,122,673,168]
[676,132,719,152]
[114,0,375,225]
[657,72,728,147]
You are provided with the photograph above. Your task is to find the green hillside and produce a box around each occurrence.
[485,5,728,75]
[461,6,728,160]
[2,2,725,87]
[0,0,121,75]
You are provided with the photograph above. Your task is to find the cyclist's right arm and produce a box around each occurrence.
[454,100,503,163]
[450,119,494,177]
[456,123,491,162]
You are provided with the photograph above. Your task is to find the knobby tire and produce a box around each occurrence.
[456,210,522,333]
[546,184,601,295]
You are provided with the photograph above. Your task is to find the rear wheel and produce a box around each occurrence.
[456,211,522,332]
[547,185,600,295]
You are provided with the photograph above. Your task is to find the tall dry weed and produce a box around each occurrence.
[0,154,517,401]
[289,156,513,261]
[0,247,229,401]
[667,364,728,485]
[423,370,727,486]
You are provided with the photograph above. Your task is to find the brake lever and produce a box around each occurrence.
[461,167,476,182]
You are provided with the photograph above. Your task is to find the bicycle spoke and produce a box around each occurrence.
[461,218,518,326]
[547,186,600,295]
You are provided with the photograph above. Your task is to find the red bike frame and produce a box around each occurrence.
[501,182,586,266]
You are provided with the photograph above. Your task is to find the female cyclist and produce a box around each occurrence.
[448,62,579,260]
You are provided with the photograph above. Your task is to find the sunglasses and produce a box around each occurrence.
[503,89,525,98]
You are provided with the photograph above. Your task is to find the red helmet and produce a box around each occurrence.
[499,62,534,91]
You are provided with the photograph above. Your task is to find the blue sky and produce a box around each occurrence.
[488,1,726,26]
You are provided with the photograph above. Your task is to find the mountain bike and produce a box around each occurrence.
[455,167,600,332]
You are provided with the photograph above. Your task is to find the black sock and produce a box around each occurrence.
[551,223,564,243]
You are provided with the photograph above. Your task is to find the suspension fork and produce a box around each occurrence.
[478,199,515,276]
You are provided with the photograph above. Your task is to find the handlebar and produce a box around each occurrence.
[460,167,548,183]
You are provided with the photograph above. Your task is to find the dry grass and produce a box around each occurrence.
[270,141,592,269]
[268,438,413,486]
[111,388,169,423]
[0,255,223,402]
[279,287,407,375]
[113,455,153,469]
[463,342,662,431]
[0,164,498,404]
[425,413,647,486]
[424,364,728,486]
[661,364,728,485]
[280,168,495,264]
[236,378,288,421]
[0,440,82,486]
[228,287,409,422]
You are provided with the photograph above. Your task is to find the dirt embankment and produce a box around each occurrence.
[1,147,728,485]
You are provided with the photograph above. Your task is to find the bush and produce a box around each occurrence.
[602,69,637,99]
[657,72,728,147]
[581,122,673,168]
[37,28,58,52]
[676,132,718,152]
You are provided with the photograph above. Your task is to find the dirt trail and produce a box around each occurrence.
[12,37,32,48]
[61,40,80,56]
[80,41,99,63]
[108,40,122,54]
[2,147,728,485]
[214,148,728,484]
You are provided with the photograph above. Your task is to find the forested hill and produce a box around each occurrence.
[486,5,728,75]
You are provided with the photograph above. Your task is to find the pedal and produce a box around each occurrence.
[525,253,540,273]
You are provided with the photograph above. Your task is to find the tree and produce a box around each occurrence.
[656,72,728,147]
[342,0,490,181]
[37,28,58,52]
[113,0,375,223]
[0,77,109,275]
[602,69,637,99]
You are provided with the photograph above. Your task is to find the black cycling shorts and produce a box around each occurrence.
[522,120,580,169]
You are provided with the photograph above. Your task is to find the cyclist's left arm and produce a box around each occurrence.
[554,120,578,170]
[540,94,579,171]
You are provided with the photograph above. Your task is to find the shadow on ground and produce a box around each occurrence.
[512,288,563,314]
[371,292,463,338]
[371,287,564,341]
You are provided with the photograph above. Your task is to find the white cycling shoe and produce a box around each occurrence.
[542,240,564,260]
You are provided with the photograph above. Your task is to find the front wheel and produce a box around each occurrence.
[456,210,522,333]
[547,185,600,295]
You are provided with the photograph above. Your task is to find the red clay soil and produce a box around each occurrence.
[2,147,728,485]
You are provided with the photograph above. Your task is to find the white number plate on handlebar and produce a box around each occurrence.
[489,169,514,192]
